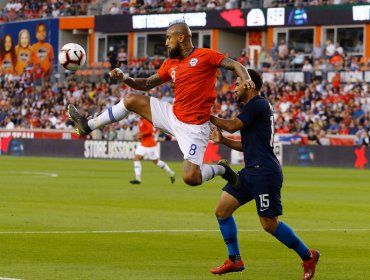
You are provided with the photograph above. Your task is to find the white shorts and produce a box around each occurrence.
[135,144,159,160]
[150,97,210,166]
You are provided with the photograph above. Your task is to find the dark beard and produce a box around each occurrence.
[168,44,181,59]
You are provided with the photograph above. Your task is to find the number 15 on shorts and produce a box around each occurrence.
[259,194,270,208]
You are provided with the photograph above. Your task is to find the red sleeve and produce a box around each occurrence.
[157,59,171,82]
[205,49,226,67]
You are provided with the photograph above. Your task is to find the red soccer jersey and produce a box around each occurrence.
[138,118,156,147]
[157,48,225,124]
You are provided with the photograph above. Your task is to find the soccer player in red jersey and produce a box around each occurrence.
[130,117,175,184]
[68,20,255,187]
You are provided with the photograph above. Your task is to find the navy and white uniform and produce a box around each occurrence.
[223,95,283,217]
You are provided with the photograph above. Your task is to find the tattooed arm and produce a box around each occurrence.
[110,68,164,91]
[219,57,255,89]
[124,73,164,91]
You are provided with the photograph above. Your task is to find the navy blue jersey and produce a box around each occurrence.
[237,95,281,175]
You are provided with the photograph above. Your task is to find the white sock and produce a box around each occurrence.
[88,99,129,130]
[134,160,142,181]
[157,160,174,176]
[201,164,225,183]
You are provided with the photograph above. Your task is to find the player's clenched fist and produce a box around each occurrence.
[210,126,223,144]
[109,68,128,81]
[243,79,255,90]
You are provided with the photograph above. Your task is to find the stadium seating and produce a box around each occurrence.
[0,0,366,21]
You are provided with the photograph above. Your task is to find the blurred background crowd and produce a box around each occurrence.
[0,0,368,23]
[0,0,369,146]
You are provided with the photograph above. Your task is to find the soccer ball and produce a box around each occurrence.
[58,43,86,71]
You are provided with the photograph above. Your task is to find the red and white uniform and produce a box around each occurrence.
[157,48,225,124]
[151,48,225,165]
[135,118,159,160]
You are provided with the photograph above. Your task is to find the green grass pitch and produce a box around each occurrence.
[0,156,369,280]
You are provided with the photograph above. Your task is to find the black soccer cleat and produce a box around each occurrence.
[170,173,176,184]
[218,159,240,190]
[67,104,92,136]
[129,179,141,184]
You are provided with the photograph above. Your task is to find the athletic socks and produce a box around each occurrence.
[201,164,225,183]
[157,160,174,176]
[218,216,241,262]
[134,160,142,181]
[272,221,312,261]
[88,99,129,130]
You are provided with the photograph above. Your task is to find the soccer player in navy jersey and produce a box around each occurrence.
[209,69,320,280]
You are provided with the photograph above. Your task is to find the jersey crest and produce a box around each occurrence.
[189,58,198,67]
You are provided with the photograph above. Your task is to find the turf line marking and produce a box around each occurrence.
[0,277,23,280]
[0,228,369,235]
[1,171,58,177]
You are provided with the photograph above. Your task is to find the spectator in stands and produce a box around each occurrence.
[353,103,365,123]
[269,42,278,60]
[258,47,266,68]
[325,40,335,58]
[327,117,339,134]
[237,48,249,67]
[335,42,343,55]
[302,59,313,84]
[354,126,369,146]
[330,51,343,71]
[354,40,363,54]
[312,60,323,81]
[278,39,288,60]
[291,50,305,70]
[338,122,349,135]
[349,57,360,71]
[312,42,323,61]
[109,2,121,14]
[206,0,219,9]
[331,71,341,91]
[116,48,128,66]
[307,129,321,145]
[104,125,118,140]
[107,46,117,68]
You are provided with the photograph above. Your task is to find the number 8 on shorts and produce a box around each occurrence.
[189,144,197,156]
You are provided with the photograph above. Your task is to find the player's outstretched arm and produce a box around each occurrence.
[210,115,244,134]
[219,57,255,89]
[110,68,163,91]
[210,126,243,152]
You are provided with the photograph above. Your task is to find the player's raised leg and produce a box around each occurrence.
[210,191,244,275]
[149,97,239,187]
[68,94,152,136]
[182,160,238,187]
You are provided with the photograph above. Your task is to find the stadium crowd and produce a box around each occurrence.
[0,0,367,22]
[105,0,369,15]
[1,50,369,145]
[0,0,91,22]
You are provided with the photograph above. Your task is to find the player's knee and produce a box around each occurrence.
[261,223,275,234]
[182,174,201,186]
[260,217,278,234]
[214,208,229,220]
[123,93,137,111]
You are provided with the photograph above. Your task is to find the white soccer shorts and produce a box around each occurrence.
[135,144,159,160]
[150,97,210,166]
